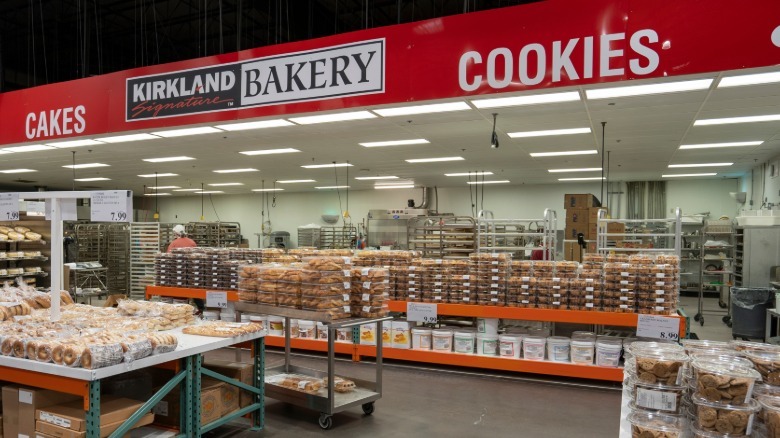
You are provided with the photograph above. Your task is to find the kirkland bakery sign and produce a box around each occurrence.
[126,39,385,121]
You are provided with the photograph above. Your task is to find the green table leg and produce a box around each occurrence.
[193,354,203,438]
[183,356,194,438]
[86,380,101,438]
[251,337,265,431]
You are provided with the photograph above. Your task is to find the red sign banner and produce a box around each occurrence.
[0,0,778,146]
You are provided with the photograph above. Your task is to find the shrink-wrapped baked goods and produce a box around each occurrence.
[81,343,124,369]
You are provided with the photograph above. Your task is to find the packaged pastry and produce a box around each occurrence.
[743,350,780,386]
[758,395,780,437]
[627,411,688,438]
[631,378,687,414]
[634,350,689,386]
[691,360,760,405]
[304,256,351,271]
[692,394,759,435]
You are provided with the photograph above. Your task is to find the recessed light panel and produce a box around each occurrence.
[508,128,591,138]
[694,114,780,126]
[252,188,285,192]
[277,179,315,183]
[558,177,606,181]
[74,177,111,182]
[662,173,717,178]
[530,150,598,157]
[302,163,353,169]
[0,169,37,173]
[239,148,300,155]
[355,176,399,180]
[151,127,223,137]
[668,163,733,168]
[548,168,602,173]
[375,184,415,189]
[289,111,376,124]
[373,102,471,117]
[586,79,713,99]
[679,141,763,150]
[213,168,259,173]
[144,193,171,196]
[97,133,161,143]
[46,139,104,148]
[173,189,203,192]
[3,145,54,153]
[359,139,430,147]
[62,163,110,169]
[138,173,178,177]
[315,186,350,189]
[198,191,224,194]
[445,171,494,177]
[143,156,195,163]
[208,183,244,186]
[466,180,510,185]
[215,119,293,131]
[718,71,780,88]
[149,186,180,189]
[406,157,465,163]
[472,91,580,109]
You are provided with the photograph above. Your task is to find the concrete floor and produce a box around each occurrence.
[202,350,622,437]
[679,295,734,342]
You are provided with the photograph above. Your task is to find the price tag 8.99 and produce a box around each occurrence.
[406,302,438,324]
[636,315,680,341]
[206,291,228,309]
[0,193,20,221]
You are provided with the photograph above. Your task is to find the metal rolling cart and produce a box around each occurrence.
[234,302,392,430]
[696,220,736,327]
[407,215,477,259]
[476,208,558,260]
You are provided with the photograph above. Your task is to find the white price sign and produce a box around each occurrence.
[26,201,45,216]
[206,291,228,309]
[636,314,680,341]
[45,199,78,221]
[406,302,438,324]
[90,190,133,222]
[0,193,20,221]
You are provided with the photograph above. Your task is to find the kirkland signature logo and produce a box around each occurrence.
[126,39,385,121]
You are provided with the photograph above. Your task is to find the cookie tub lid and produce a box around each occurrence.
[691,360,761,380]
[691,394,760,412]
[627,410,688,433]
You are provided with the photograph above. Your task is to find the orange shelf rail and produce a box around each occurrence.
[146,285,239,302]
[387,300,687,335]
[264,336,355,356]
[356,346,624,382]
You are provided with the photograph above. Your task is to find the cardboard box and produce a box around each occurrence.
[566,226,595,241]
[564,194,601,209]
[202,359,254,409]
[3,386,80,438]
[152,379,223,427]
[563,242,583,262]
[35,412,153,438]
[565,208,589,225]
[608,222,626,241]
[391,321,413,349]
[37,397,145,433]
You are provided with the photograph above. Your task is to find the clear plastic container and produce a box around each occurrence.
[523,335,546,361]
[758,395,780,437]
[731,340,780,353]
[596,337,623,368]
[691,394,759,435]
[631,378,688,415]
[547,336,571,362]
[628,410,688,438]
[571,338,595,365]
[625,341,684,360]
[744,350,780,386]
[633,350,690,385]
[691,360,760,405]
[682,339,736,355]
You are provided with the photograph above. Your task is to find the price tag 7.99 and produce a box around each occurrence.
[406,302,438,324]
[0,193,20,221]
[206,291,228,309]
[90,190,133,222]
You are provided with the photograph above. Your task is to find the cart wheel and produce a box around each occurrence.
[719,301,727,309]
[694,314,701,322]
[727,321,733,328]
[362,402,375,415]
[700,318,704,326]
[722,316,731,324]
[318,414,333,430]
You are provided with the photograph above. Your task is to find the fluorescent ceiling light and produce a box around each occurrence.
[694,114,780,126]
[143,156,195,163]
[239,148,300,155]
[3,145,54,152]
[679,141,763,150]
[548,168,602,173]
[46,139,104,148]
[359,139,429,147]
[151,126,223,137]
[96,133,161,143]
[252,188,284,192]
[302,163,353,169]
[472,91,580,109]
[62,163,110,169]
[0,169,36,173]
[213,168,259,173]
[278,179,315,183]
[215,119,293,131]
[149,186,180,189]
[558,177,606,181]
[508,127,591,138]
[466,180,511,185]
[375,185,415,189]
[355,176,399,180]
[144,193,171,196]
[173,188,202,192]
[445,171,494,177]
[530,150,598,157]
[662,173,717,178]
[586,79,713,99]
[0,150,13,155]
[74,177,111,182]
[289,111,376,125]
[208,183,244,186]
[198,191,224,194]
[139,173,178,177]
[668,163,733,168]
[406,156,465,163]
[373,102,471,117]
[718,71,780,88]
[315,186,350,189]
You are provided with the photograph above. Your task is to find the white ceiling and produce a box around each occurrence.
[1,67,779,196]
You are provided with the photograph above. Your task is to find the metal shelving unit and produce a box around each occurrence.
[235,302,390,430]
[107,223,130,295]
[680,220,703,294]
[129,223,162,299]
[318,226,356,249]
[596,208,682,256]
[186,222,242,247]
[74,223,107,264]
[298,225,321,248]
[694,220,735,327]
[476,209,557,260]
[407,216,477,259]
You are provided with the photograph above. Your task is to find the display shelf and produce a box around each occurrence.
[146,285,239,301]
[0,271,47,279]
[0,256,48,261]
[265,336,355,355]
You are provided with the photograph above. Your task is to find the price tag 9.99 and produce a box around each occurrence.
[206,291,228,309]
[0,193,20,221]
[406,302,438,324]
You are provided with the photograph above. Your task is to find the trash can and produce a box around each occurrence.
[731,287,775,339]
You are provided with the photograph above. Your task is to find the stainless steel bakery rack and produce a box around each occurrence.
[107,223,130,295]
[186,221,242,247]
[695,220,736,327]
[130,222,162,299]
[476,209,558,260]
[234,302,391,430]
[74,223,107,264]
[407,215,477,259]
[318,226,356,249]
[596,207,683,256]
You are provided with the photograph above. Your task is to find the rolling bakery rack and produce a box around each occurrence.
[234,302,391,430]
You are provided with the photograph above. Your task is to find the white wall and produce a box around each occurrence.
[153,179,738,247]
